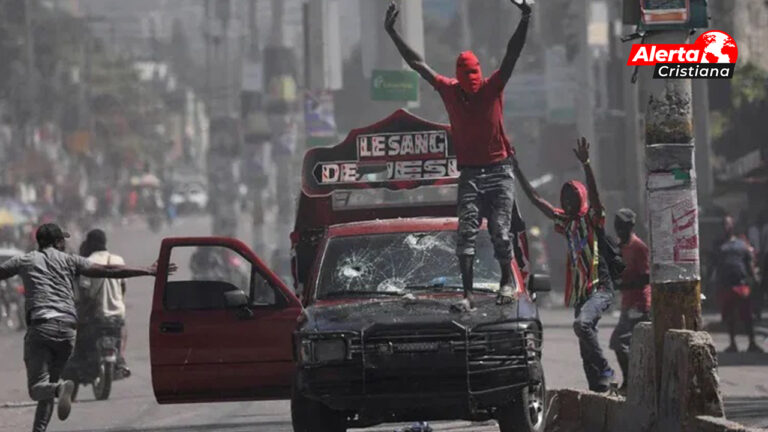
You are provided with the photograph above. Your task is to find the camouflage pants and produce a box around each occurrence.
[456,164,516,261]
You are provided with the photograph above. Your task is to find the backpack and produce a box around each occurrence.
[595,227,626,283]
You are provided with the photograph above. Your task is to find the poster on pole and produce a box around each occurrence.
[304,90,337,148]
[648,172,700,283]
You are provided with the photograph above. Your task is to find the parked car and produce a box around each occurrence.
[148,110,549,432]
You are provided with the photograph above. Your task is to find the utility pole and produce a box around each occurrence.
[641,30,702,384]
[244,0,271,252]
[692,79,713,204]
[204,0,211,118]
[576,0,597,171]
[205,0,241,238]
[458,0,472,50]
[23,0,36,148]
[621,30,643,232]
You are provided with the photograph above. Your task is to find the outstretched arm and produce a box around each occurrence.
[573,137,602,211]
[497,1,532,86]
[80,262,178,279]
[384,1,437,86]
[512,155,559,220]
[0,256,21,281]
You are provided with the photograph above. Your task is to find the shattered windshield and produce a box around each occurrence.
[316,230,501,299]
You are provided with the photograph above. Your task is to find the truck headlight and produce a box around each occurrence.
[299,338,348,364]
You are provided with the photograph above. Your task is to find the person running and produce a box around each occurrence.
[385,0,532,310]
[714,215,764,353]
[513,138,616,392]
[609,208,651,391]
[78,229,131,376]
[0,223,174,432]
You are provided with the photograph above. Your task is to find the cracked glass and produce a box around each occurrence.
[316,230,502,298]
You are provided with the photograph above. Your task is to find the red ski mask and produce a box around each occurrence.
[456,51,483,94]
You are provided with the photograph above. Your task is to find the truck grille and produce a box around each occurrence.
[317,326,538,400]
[354,326,468,395]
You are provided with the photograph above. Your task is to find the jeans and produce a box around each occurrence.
[609,308,650,384]
[456,164,516,261]
[573,289,614,390]
[24,320,76,432]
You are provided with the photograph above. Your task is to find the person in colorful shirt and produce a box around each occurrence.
[609,208,651,391]
[385,0,532,311]
[713,215,763,353]
[513,138,616,392]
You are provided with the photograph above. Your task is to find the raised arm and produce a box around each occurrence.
[512,154,559,220]
[384,1,437,86]
[573,137,602,211]
[497,1,532,86]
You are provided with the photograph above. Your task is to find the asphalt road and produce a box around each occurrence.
[1,214,766,432]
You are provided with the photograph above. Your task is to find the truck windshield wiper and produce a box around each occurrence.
[405,283,497,293]
[405,283,463,291]
[322,290,406,299]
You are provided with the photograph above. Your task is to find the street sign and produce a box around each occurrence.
[370,70,420,102]
[623,0,708,29]
[304,90,337,148]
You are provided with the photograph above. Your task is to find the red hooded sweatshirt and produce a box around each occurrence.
[432,51,512,168]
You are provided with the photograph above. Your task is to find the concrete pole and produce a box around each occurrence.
[576,0,596,170]
[204,0,211,117]
[622,26,643,233]
[221,4,231,116]
[270,0,284,47]
[641,30,702,388]
[692,79,713,204]
[458,0,472,50]
[24,0,36,147]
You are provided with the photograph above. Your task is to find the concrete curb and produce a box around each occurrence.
[545,390,762,432]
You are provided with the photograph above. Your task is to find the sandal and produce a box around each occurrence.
[450,298,476,313]
[496,285,517,305]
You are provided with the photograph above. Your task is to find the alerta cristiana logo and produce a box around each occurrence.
[627,30,738,79]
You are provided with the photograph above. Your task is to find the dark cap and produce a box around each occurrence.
[616,208,637,225]
[36,223,70,248]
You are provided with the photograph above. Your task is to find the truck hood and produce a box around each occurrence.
[300,294,539,334]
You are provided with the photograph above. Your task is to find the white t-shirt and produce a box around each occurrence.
[80,251,126,319]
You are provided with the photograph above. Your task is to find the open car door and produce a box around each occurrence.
[150,237,302,403]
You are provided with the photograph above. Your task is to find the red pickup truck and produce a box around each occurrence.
[148,110,550,432]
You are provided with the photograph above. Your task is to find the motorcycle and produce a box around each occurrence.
[63,318,130,401]
[0,279,25,331]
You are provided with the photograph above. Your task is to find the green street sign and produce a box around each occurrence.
[371,70,420,102]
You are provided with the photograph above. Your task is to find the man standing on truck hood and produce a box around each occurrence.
[386,0,532,311]
[0,223,175,432]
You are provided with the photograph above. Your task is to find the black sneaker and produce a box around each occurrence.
[747,342,765,353]
[57,380,75,420]
[592,369,616,393]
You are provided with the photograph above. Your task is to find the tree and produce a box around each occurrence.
[711,63,768,161]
